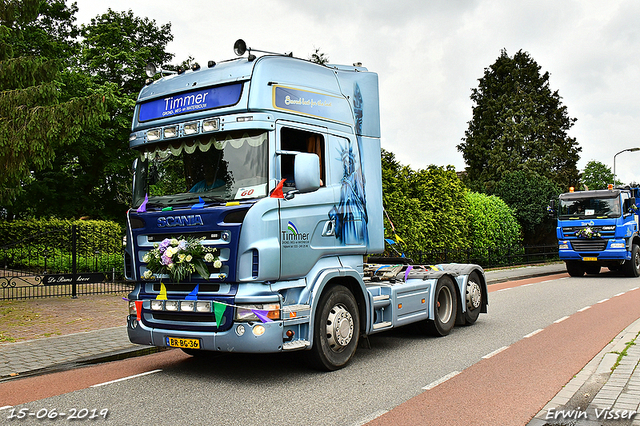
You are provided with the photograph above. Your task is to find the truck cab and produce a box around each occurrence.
[554,188,640,277]
[124,42,487,370]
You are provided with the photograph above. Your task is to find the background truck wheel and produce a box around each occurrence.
[584,264,601,275]
[418,275,458,336]
[463,271,483,325]
[623,244,640,277]
[565,261,585,277]
[307,285,360,371]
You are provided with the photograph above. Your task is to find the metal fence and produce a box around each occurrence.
[1,224,133,300]
[401,244,559,269]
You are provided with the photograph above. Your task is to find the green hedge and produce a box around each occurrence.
[0,218,123,255]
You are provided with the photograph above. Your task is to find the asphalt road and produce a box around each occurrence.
[2,272,640,426]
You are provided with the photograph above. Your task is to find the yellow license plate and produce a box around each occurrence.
[166,337,201,349]
[582,257,598,262]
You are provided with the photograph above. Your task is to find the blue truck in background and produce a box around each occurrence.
[124,40,488,370]
[552,187,640,277]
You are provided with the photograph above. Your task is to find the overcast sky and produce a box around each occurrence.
[74,0,640,186]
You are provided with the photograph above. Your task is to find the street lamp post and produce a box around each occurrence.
[613,148,640,187]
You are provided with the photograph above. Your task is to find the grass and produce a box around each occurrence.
[610,331,639,372]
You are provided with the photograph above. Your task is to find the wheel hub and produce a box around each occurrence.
[326,304,354,350]
[466,280,482,310]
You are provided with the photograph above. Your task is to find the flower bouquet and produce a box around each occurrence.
[142,237,221,282]
[575,227,601,239]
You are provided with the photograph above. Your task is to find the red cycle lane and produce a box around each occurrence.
[367,280,640,426]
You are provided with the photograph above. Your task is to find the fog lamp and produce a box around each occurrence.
[236,325,245,336]
[196,301,212,312]
[180,301,195,312]
[253,325,265,336]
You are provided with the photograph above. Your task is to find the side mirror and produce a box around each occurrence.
[294,153,320,193]
[547,200,556,218]
[625,198,637,214]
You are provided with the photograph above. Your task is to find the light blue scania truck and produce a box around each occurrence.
[553,187,640,278]
[125,40,487,370]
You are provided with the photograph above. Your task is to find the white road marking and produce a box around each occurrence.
[91,369,162,388]
[578,306,591,312]
[422,371,461,390]
[482,346,509,359]
[597,298,610,304]
[524,329,544,338]
[554,316,570,324]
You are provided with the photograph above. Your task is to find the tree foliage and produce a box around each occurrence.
[581,160,617,190]
[0,0,110,204]
[458,49,581,193]
[381,149,469,252]
[465,191,521,250]
[5,5,174,221]
[493,169,561,244]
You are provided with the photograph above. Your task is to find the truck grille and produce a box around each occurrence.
[571,240,607,252]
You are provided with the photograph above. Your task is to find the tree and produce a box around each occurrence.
[581,160,617,190]
[8,6,174,221]
[0,0,110,205]
[309,48,329,65]
[465,191,521,250]
[458,49,581,193]
[493,170,561,245]
[381,149,470,253]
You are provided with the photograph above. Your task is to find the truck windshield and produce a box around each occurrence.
[559,197,621,218]
[133,130,268,208]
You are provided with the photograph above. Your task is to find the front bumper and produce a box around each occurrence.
[128,315,286,353]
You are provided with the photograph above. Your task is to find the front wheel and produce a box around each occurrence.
[307,285,360,371]
[623,244,640,277]
[566,261,585,277]
[418,275,458,336]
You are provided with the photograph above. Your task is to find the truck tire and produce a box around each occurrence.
[584,264,601,275]
[623,244,640,277]
[463,271,483,325]
[418,275,458,336]
[566,261,585,277]
[307,285,360,371]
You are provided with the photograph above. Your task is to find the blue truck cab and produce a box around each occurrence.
[124,41,488,370]
[555,187,640,277]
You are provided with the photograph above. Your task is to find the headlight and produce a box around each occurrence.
[180,301,195,312]
[151,300,164,311]
[611,242,626,248]
[559,242,569,250]
[203,118,219,132]
[165,300,179,311]
[128,301,137,315]
[235,303,281,321]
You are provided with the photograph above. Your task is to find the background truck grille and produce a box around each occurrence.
[571,240,607,251]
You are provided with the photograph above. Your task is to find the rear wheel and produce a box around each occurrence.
[623,244,640,277]
[418,275,458,336]
[308,285,360,371]
[463,271,483,325]
[566,261,585,277]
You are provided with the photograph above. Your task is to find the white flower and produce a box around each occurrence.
[143,270,153,279]
[143,253,151,263]
[165,247,178,258]
[214,260,222,269]
[186,255,193,262]
[204,253,215,262]
[170,238,179,246]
